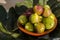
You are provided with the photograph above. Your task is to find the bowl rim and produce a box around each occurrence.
[17,17,57,36]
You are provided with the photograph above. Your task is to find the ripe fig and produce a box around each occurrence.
[43,14,55,29]
[39,16,43,22]
[29,13,40,24]
[34,23,45,33]
[43,5,52,17]
[33,5,43,15]
[49,13,55,20]
[18,15,27,25]
[25,22,34,32]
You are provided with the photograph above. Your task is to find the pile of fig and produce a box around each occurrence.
[17,5,55,33]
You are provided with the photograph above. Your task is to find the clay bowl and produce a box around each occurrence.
[17,8,57,36]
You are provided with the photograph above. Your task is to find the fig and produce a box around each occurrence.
[29,13,40,24]
[39,16,43,22]
[43,5,52,17]
[33,5,43,15]
[49,13,55,20]
[24,8,33,17]
[25,22,34,32]
[18,15,27,25]
[43,14,55,29]
[34,23,45,33]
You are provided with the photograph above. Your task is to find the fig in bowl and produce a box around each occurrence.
[18,15,27,25]
[29,13,42,24]
[17,5,57,36]
[33,5,43,15]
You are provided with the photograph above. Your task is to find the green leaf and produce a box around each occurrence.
[39,0,48,6]
[16,0,33,8]
[0,22,20,38]
[39,0,44,6]
[0,5,7,26]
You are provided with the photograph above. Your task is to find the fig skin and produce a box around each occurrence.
[34,23,45,33]
[29,13,40,24]
[43,5,52,17]
[39,16,43,22]
[33,5,43,15]
[43,13,55,29]
[25,22,34,32]
[49,13,55,20]
[18,15,27,25]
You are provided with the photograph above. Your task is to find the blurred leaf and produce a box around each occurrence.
[7,7,18,31]
[52,2,60,11]
[39,0,48,6]
[47,0,57,8]
[15,5,28,16]
[0,22,20,38]
[39,0,43,6]
[16,0,33,8]
[0,5,7,26]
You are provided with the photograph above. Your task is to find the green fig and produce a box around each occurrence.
[29,13,40,24]
[25,22,34,32]
[43,14,55,29]
[43,5,52,17]
[49,13,55,20]
[34,23,45,33]
[39,16,43,22]
[18,15,27,25]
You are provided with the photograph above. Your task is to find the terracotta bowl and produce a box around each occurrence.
[17,8,57,36]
